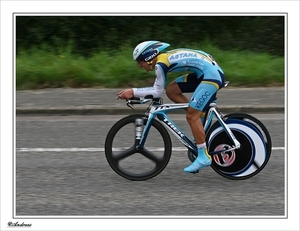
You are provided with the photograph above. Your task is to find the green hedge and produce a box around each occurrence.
[16,16,284,57]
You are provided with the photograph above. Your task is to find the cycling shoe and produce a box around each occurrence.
[184,148,211,173]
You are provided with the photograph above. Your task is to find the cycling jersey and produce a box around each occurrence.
[133,48,225,111]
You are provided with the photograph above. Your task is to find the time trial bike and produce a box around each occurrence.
[105,82,272,181]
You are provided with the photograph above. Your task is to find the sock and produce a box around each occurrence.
[196,143,212,162]
[197,143,206,149]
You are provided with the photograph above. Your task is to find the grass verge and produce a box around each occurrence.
[16,43,284,90]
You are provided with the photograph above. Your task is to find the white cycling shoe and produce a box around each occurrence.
[184,148,212,173]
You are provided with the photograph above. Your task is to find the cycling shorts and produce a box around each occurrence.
[175,70,224,112]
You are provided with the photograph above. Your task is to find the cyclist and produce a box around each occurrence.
[118,41,225,173]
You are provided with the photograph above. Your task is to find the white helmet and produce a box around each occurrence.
[133,41,170,62]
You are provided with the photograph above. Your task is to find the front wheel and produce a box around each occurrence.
[206,119,269,180]
[105,114,172,181]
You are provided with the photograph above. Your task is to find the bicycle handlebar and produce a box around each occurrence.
[128,98,152,105]
[126,95,160,104]
[117,95,162,110]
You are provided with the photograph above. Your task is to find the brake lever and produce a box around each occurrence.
[126,101,135,110]
[117,96,136,110]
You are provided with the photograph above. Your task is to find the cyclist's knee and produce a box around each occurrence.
[186,107,203,123]
[165,87,172,98]
[166,82,179,97]
[166,82,186,102]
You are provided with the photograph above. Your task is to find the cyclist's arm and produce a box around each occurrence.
[133,64,166,98]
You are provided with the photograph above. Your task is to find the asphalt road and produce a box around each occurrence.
[15,113,285,217]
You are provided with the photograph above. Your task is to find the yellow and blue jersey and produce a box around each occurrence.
[133,48,225,100]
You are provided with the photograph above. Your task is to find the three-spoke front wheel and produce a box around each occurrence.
[105,114,172,181]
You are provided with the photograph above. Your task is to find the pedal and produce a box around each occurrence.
[191,170,199,174]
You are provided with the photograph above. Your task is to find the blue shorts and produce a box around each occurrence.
[175,70,224,112]
[189,82,218,111]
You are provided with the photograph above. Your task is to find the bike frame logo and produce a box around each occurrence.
[213,144,236,167]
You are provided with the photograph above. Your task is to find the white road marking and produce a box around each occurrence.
[16,147,285,152]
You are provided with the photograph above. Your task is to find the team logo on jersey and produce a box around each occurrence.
[169,52,197,60]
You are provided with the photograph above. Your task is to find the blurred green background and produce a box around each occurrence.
[16,16,285,89]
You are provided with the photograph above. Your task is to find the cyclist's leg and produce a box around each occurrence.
[187,82,218,141]
[186,106,206,144]
[165,81,189,103]
[166,73,201,103]
[184,81,219,173]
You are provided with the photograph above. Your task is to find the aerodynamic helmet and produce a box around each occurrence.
[133,41,170,62]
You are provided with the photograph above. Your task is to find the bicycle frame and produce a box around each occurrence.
[133,100,241,156]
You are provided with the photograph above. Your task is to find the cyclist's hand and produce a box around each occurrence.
[118,89,134,99]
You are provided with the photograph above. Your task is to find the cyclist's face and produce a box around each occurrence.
[137,60,152,72]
